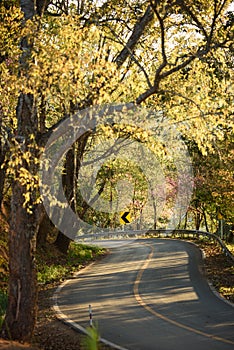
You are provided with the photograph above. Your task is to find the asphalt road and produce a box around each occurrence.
[55,239,234,350]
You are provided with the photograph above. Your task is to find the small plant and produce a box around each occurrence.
[0,289,7,329]
[82,324,100,350]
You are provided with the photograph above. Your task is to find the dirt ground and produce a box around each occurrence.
[32,283,112,350]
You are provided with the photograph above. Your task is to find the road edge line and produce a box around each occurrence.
[52,262,129,350]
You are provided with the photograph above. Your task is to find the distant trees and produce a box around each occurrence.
[189,130,234,232]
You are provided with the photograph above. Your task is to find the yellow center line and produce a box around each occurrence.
[133,242,234,346]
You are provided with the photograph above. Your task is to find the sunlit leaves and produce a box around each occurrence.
[0,6,23,127]
[147,48,233,155]
[24,15,120,124]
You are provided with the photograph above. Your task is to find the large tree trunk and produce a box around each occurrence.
[0,118,8,209]
[37,210,52,247]
[2,2,47,336]
[1,0,47,339]
[54,132,91,254]
[2,180,38,341]
[54,147,75,253]
[2,92,39,341]
[54,232,71,254]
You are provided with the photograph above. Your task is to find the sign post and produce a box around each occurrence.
[217,212,224,240]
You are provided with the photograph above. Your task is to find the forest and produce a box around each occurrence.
[0,0,233,346]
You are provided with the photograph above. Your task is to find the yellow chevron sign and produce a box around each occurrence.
[120,211,131,225]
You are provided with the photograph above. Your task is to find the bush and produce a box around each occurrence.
[37,265,68,284]
[67,243,104,265]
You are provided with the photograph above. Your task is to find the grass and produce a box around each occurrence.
[37,265,69,284]
[81,324,100,350]
[37,242,106,284]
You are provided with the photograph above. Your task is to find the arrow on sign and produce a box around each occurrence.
[120,211,131,224]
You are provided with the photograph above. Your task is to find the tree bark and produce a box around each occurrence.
[2,180,38,341]
[1,1,42,338]
[114,5,154,68]
[54,232,71,254]
[2,93,39,341]
[153,200,157,230]
[37,210,51,247]
[202,208,209,232]
[195,210,202,231]
[0,123,7,209]
[183,211,188,229]
[54,132,91,254]
[0,162,6,209]
[54,147,75,254]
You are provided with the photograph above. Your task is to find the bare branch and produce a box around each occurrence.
[136,86,159,104]
[150,1,167,64]
[114,5,154,67]
[107,22,153,87]
[81,137,133,167]
[160,55,196,79]
[149,1,169,86]
[100,21,153,88]
[158,89,205,116]
[208,0,230,46]
[176,0,209,40]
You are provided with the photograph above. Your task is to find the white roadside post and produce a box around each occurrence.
[89,304,93,327]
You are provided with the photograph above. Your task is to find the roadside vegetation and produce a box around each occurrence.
[37,242,105,284]
[194,238,234,303]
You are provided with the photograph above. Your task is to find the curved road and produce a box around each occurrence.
[55,239,234,350]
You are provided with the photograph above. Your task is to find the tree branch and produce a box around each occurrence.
[150,1,168,87]
[160,55,196,79]
[81,137,133,167]
[176,0,209,40]
[114,5,154,67]
[158,89,205,116]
